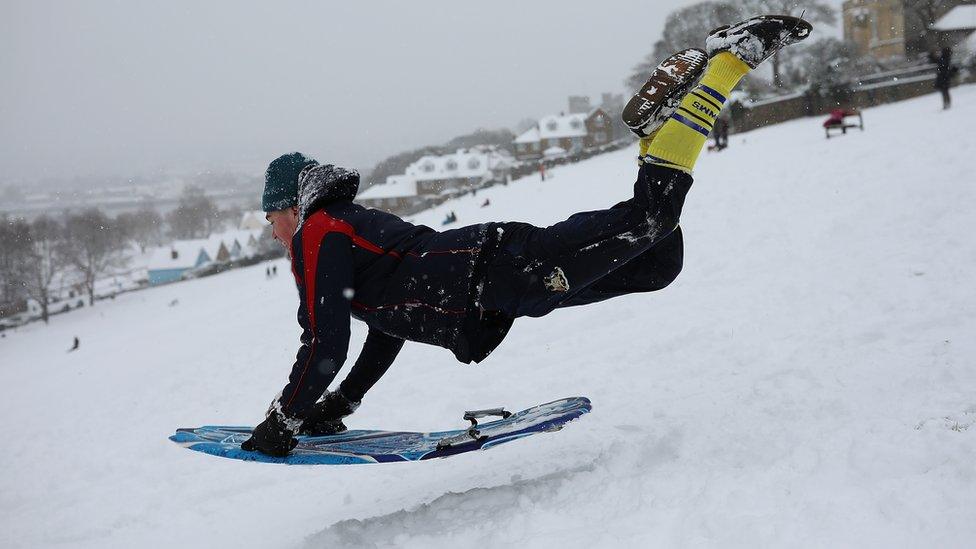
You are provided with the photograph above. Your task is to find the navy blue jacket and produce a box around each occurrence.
[276,165,511,417]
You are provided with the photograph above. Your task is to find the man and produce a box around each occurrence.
[242,15,812,457]
[931,47,956,110]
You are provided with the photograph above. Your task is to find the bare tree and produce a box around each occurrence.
[116,205,164,251]
[903,0,956,56]
[732,0,837,88]
[0,218,33,317]
[20,216,68,323]
[167,185,216,239]
[216,204,245,233]
[628,2,740,90]
[60,208,127,306]
[778,37,880,90]
[515,118,539,134]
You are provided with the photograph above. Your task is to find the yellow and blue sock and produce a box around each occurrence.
[644,52,750,173]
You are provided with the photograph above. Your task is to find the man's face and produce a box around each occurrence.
[266,207,299,257]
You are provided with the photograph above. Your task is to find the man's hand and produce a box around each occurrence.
[298,390,360,436]
[241,409,298,457]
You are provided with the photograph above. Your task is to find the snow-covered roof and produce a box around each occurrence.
[537,113,588,140]
[514,112,595,144]
[359,175,418,199]
[202,235,230,260]
[220,229,260,248]
[514,127,541,144]
[933,5,976,31]
[402,147,513,182]
[148,241,209,271]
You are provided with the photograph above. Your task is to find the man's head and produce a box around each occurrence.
[262,152,318,255]
[266,206,300,255]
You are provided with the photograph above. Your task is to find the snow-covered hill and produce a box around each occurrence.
[3,87,975,548]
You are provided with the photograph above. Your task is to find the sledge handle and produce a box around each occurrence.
[463,407,512,423]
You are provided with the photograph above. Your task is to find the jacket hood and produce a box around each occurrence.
[297,164,360,224]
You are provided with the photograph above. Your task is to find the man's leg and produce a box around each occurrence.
[642,52,749,172]
[482,15,811,319]
[482,164,691,318]
[556,226,683,309]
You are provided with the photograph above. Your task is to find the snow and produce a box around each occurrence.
[932,5,976,31]
[536,113,588,140]
[359,175,418,200]
[404,148,513,183]
[704,15,810,69]
[3,85,976,548]
[513,126,540,144]
[146,240,209,271]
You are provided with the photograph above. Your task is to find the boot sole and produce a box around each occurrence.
[622,48,708,137]
[706,15,812,68]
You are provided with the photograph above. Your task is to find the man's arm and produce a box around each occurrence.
[277,230,354,420]
[338,328,405,402]
[243,229,354,456]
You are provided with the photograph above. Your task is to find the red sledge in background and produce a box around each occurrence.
[823,108,864,138]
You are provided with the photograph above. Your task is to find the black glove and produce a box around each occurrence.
[298,390,360,436]
[241,409,298,457]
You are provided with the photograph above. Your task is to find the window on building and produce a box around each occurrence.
[445,160,458,171]
[569,119,582,130]
[467,158,481,169]
[422,162,435,173]
[546,120,558,131]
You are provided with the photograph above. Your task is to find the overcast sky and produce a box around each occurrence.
[1,0,840,185]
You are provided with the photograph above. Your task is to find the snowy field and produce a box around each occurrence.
[2,86,975,548]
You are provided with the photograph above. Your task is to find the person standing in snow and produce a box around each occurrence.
[242,15,813,457]
[712,110,731,151]
[931,47,956,110]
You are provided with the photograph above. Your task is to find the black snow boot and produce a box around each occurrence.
[622,48,709,137]
[297,390,361,436]
[705,14,812,69]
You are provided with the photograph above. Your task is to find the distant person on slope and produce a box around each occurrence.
[242,15,812,457]
[931,47,957,110]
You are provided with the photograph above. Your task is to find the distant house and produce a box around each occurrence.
[381,146,513,203]
[843,0,907,59]
[239,210,267,231]
[932,5,976,50]
[842,0,974,60]
[224,230,261,260]
[357,175,425,213]
[513,127,542,159]
[202,236,232,265]
[147,240,213,286]
[512,109,614,161]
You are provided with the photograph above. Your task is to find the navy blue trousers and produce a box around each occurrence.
[481,164,692,318]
